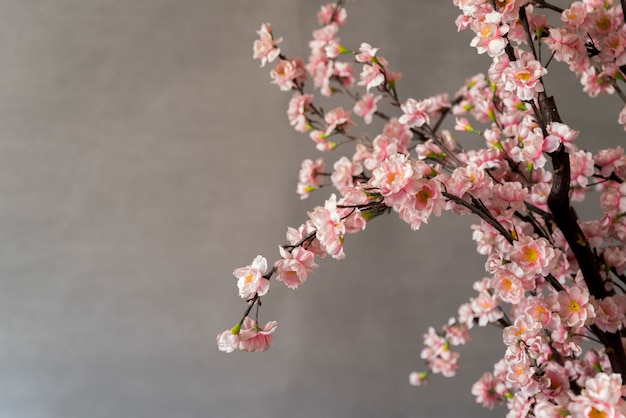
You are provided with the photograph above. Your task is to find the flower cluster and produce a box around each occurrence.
[220,1,626,416]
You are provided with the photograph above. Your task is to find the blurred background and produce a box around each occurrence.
[0,1,622,417]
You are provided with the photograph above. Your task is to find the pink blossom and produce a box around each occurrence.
[538,362,570,400]
[274,247,318,289]
[409,371,429,386]
[324,107,353,136]
[471,372,504,409]
[353,93,381,125]
[308,194,346,260]
[593,296,624,333]
[399,98,431,128]
[546,121,579,151]
[286,222,326,259]
[544,27,584,63]
[471,290,503,326]
[238,317,278,352]
[470,12,510,57]
[504,345,537,393]
[338,187,368,233]
[492,270,524,304]
[309,24,339,54]
[361,134,397,171]
[358,63,385,91]
[444,318,472,346]
[509,236,555,278]
[270,57,306,91]
[317,3,347,26]
[355,43,379,63]
[502,50,547,101]
[558,286,595,328]
[569,149,595,189]
[287,92,313,133]
[561,2,586,28]
[594,146,624,177]
[382,117,412,154]
[233,255,269,300]
[297,158,325,199]
[369,153,414,205]
[569,373,626,418]
[398,176,444,230]
[493,181,528,211]
[216,328,240,353]
[502,314,541,346]
[253,23,282,67]
[331,156,363,190]
[580,68,615,98]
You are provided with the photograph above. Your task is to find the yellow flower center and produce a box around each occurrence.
[569,300,581,312]
[245,274,254,283]
[515,71,532,82]
[597,16,611,31]
[480,24,492,37]
[417,189,431,204]
[589,407,607,418]
[523,247,539,263]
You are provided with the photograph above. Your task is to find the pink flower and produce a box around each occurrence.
[594,146,624,177]
[331,156,363,190]
[492,270,524,304]
[274,247,318,289]
[502,314,541,346]
[569,373,626,418]
[546,121,579,151]
[593,296,624,333]
[253,23,282,67]
[558,286,595,328]
[470,12,510,57]
[287,92,313,133]
[509,236,555,278]
[353,93,381,124]
[399,98,431,128]
[355,43,379,63]
[297,158,325,199]
[238,317,278,352]
[398,176,444,230]
[580,68,615,98]
[233,255,270,300]
[308,194,346,260]
[471,290,503,326]
[369,153,414,205]
[324,107,353,136]
[270,57,306,91]
[358,63,385,91]
[502,50,547,100]
[216,328,240,353]
[544,27,584,63]
[317,3,347,26]
[409,371,429,386]
[471,372,503,409]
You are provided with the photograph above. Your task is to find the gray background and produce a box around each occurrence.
[0,1,622,417]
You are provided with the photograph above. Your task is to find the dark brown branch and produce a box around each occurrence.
[541,92,626,380]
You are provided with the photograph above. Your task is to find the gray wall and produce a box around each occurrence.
[0,1,622,417]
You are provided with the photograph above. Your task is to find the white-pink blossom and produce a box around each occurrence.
[233,255,270,300]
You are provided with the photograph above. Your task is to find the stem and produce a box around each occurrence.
[533,0,565,13]
[442,192,516,244]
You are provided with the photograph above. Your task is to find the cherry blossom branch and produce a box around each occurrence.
[539,93,626,379]
[442,191,515,244]
[532,0,565,13]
